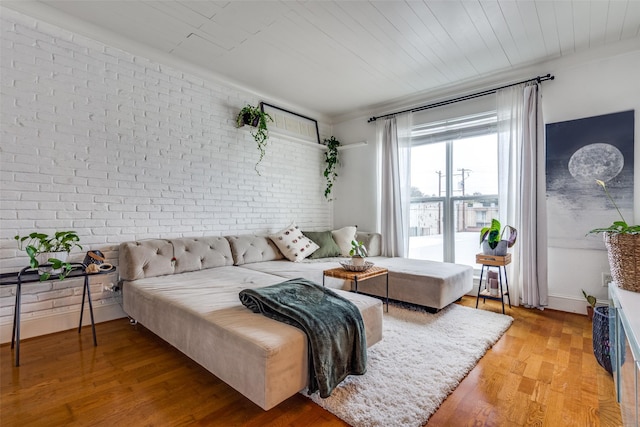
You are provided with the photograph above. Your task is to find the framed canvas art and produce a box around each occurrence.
[546,110,634,249]
[260,102,320,144]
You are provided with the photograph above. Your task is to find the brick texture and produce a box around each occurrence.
[0,9,333,328]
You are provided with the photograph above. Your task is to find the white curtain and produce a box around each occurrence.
[378,113,412,257]
[497,84,548,308]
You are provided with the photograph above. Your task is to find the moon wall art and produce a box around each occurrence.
[546,110,634,250]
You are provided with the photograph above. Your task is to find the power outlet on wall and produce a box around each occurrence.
[602,273,613,287]
[103,283,120,292]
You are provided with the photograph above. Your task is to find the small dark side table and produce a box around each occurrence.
[0,263,116,366]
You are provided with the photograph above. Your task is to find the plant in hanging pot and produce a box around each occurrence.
[323,136,340,200]
[479,219,517,256]
[14,231,82,280]
[587,179,640,291]
[236,104,273,175]
[349,240,368,267]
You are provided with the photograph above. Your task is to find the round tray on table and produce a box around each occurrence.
[339,260,374,272]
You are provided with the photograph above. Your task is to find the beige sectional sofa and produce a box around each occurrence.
[118,231,472,410]
[240,232,473,311]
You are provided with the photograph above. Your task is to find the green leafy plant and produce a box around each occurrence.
[349,240,368,258]
[236,104,274,175]
[587,179,640,235]
[14,231,82,280]
[323,136,340,200]
[582,289,597,308]
[479,219,517,249]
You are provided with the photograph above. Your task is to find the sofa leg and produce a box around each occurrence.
[424,307,439,314]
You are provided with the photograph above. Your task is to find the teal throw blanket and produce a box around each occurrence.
[239,278,367,398]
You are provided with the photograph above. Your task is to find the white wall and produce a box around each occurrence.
[543,48,640,313]
[332,45,640,314]
[0,8,333,342]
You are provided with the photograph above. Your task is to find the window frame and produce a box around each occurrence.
[409,111,499,265]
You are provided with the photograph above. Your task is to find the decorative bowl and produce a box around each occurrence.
[339,260,374,272]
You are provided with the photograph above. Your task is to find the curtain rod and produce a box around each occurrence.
[367,73,554,123]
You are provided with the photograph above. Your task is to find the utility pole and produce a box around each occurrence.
[435,170,442,234]
[457,168,472,232]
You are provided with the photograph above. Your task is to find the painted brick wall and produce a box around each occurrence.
[0,8,332,337]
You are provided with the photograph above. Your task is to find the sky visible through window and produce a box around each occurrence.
[411,134,498,198]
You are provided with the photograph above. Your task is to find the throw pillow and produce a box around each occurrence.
[269,223,319,262]
[303,231,342,259]
[332,226,357,256]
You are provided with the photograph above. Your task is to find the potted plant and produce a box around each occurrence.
[14,231,82,280]
[479,219,517,256]
[582,289,597,320]
[236,104,273,175]
[323,136,340,200]
[349,240,368,266]
[587,179,640,291]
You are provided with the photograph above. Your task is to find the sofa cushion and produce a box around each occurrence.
[332,226,357,256]
[355,232,382,257]
[303,231,342,259]
[119,239,174,281]
[269,223,319,262]
[172,236,234,273]
[119,236,234,281]
[227,235,284,265]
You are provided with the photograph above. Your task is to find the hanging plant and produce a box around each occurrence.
[323,136,340,200]
[236,104,273,175]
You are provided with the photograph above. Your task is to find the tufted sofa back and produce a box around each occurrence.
[225,235,284,265]
[119,232,383,281]
[119,236,234,281]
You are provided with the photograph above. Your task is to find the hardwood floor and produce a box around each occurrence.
[1,296,621,426]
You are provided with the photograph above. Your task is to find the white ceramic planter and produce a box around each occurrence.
[351,256,365,267]
[37,251,68,276]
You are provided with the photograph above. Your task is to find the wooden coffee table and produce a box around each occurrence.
[323,266,389,311]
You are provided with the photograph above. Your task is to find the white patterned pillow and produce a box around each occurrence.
[269,223,319,262]
[332,226,357,256]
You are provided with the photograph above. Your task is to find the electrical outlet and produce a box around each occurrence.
[602,272,613,287]
[103,283,119,292]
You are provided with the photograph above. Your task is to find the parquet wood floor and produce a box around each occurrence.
[1,296,621,426]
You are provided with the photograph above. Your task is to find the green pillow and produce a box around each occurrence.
[302,231,342,259]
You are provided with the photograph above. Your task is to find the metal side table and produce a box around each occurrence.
[475,253,511,314]
[0,263,116,366]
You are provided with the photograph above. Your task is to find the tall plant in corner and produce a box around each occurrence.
[323,136,340,200]
[236,104,273,175]
[587,179,640,290]
[587,179,640,235]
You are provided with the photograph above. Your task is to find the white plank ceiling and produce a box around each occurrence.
[5,1,640,120]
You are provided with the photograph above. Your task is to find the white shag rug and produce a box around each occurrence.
[304,303,513,427]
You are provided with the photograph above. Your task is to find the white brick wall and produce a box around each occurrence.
[0,8,333,337]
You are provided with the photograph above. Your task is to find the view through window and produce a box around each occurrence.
[409,112,498,268]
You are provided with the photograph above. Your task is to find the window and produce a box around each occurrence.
[409,112,498,268]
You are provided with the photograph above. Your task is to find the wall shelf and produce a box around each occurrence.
[267,131,368,151]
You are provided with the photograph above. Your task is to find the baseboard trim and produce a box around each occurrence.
[545,295,605,316]
[0,287,600,344]
[467,283,600,316]
[0,301,127,344]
